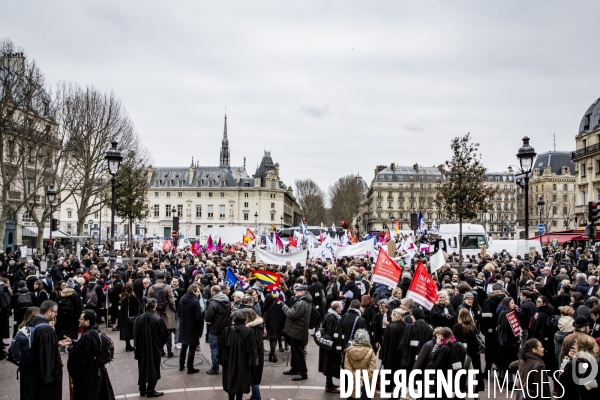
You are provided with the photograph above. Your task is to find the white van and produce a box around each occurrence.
[438,223,488,257]
[486,239,542,259]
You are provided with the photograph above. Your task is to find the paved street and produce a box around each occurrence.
[0,317,518,400]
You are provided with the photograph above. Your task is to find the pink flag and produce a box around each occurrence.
[274,231,284,248]
[207,235,214,251]
[193,241,200,254]
[216,238,223,252]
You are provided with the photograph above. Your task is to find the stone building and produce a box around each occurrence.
[144,115,300,238]
[572,97,600,225]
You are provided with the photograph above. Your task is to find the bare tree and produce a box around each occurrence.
[329,174,362,225]
[562,198,577,230]
[0,39,61,249]
[294,178,326,225]
[56,83,140,235]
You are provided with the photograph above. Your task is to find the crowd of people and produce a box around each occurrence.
[2,239,600,399]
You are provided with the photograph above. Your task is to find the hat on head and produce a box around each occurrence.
[39,271,46,276]
[295,284,309,291]
[558,316,575,333]
[65,278,75,289]
[463,268,472,274]
[574,316,590,329]
[463,292,474,299]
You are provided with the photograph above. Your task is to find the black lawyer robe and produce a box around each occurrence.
[398,319,433,371]
[67,325,115,400]
[218,323,258,395]
[19,316,63,400]
[120,294,139,341]
[318,312,341,379]
[380,319,407,372]
[134,310,168,387]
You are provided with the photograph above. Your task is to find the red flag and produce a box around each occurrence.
[371,248,402,289]
[288,235,298,248]
[191,243,197,255]
[162,240,171,252]
[216,238,223,252]
[229,245,235,253]
[405,261,439,310]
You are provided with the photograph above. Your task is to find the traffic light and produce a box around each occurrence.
[173,216,179,233]
[51,218,59,231]
[589,202,600,223]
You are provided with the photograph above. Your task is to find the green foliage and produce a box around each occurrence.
[435,133,495,220]
[114,150,150,224]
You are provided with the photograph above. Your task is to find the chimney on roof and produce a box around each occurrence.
[236,168,241,184]
[413,163,419,173]
[374,165,386,177]
[275,162,280,177]
[147,165,154,184]
[189,159,195,182]
[391,163,396,173]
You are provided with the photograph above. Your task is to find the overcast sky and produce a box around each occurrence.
[3,1,600,193]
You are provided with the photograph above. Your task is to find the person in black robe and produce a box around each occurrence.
[178,285,204,373]
[496,296,521,385]
[243,308,264,400]
[61,309,115,400]
[380,308,408,382]
[334,301,368,351]
[430,291,457,328]
[19,300,63,400]
[119,283,139,351]
[481,285,506,373]
[529,296,558,376]
[398,308,433,372]
[134,298,169,397]
[318,301,342,393]
[372,300,392,354]
[56,281,83,341]
[218,310,258,400]
[430,327,468,400]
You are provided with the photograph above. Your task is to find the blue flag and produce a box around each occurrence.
[224,268,238,288]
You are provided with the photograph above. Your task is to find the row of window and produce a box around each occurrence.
[154,179,278,189]
[535,184,574,192]
[152,204,278,219]
[579,161,600,178]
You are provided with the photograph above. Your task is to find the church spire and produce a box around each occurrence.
[220,111,230,168]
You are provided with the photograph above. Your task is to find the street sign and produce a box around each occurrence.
[171,231,179,239]
[537,224,545,234]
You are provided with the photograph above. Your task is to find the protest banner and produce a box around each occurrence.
[405,261,439,310]
[372,248,402,289]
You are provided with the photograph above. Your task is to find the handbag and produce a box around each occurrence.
[313,328,334,350]
[474,329,486,354]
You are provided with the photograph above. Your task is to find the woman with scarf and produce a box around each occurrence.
[32,280,50,306]
[496,296,521,385]
[452,308,485,393]
[509,339,551,399]
[430,327,468,400]
[557,334,600,399]
[343,329,376,400]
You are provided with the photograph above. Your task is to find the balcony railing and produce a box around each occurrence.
[8,191,21,200]
[572,144,600,160]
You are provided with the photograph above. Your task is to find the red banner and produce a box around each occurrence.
[405,261,439,310]
[506,311,522,337]
[372,248,402,289]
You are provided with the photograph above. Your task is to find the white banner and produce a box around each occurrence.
[255,248,308,266]
[336,240,376,258]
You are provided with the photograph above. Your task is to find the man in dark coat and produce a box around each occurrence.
[178,284,204,373]
[318,301,342,393]
[280,284,313,381]
[481,284,506,373]
[398,308,433,372]
[19,300,63,400]
[61,309,115,400]
[134,298,169,397]
[335,299,368,351]
[108,273,124,330]
[205,285,231,375]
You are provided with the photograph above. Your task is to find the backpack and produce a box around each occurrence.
[96,331,115,365]
[153,284,168,312]
[57,296,73,317]
[85,288,98,308]
[7,323,50,365]
[16,293,33,311]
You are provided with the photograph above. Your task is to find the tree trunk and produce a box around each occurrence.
[129,218,133,262]
[458,214,463,267]
[0,208,7,252]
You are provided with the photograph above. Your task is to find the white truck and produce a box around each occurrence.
[438,223,488,257]
[486,239,543,259]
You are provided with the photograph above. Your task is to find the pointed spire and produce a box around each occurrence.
[220,111,230,168]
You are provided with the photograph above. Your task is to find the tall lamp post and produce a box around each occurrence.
[280,215,283,230]
[254,212,258,232]
[88,219,93,245]
[516,137,536,242]
[105,141,123,265]
[46,185,56,266]
[537,196,545,247]
[356,216,361,240]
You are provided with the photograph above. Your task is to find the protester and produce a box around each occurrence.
[318,300,342,393]
[343,329,376,400]
[243,308,264,400]
[452,308,484,392]
[56,278,83,342]
[496,296,521,385]
[508,339,551,398]
[279,283,312,380]
[430,327,468,400]
[263,288,285,361]
[119,282,139,351]
[557,334,600,399]
[147,272,176,358]
[134,298,169,398]
[178,284,204,374]
[61,309,115,400]
[218,310,258,400]
[380,308,408,381]
[19,300,63,400]
[205,285,231,375]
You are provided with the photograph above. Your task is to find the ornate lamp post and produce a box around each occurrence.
[105,141,123,265]
[537,196,545,246]
[254,212,258,232]
[516,137,536,240]
[46,185,56,266]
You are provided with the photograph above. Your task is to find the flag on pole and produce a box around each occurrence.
[274,231,284,249]
[162,240,171,252]
[372,247,402,288]
[251,269,281,290]
[400,235,417,265]
[394,219,400,235]
[430,248,446,272]
[265,234,274,252]
[405,261,439,310]
[216,238,223,252]
[207,235,214,251]
[288,235,298,248]
[224,268,239,288]
[245,228,256,241]
[383,230,390,243]
[431,220,439,235]
[417,211,424,234]
[320,222,326,230]
[348,228,356,243]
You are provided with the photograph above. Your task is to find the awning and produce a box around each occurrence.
[43,228,71,239]
[22,226,38,237]
[530,233,584,244]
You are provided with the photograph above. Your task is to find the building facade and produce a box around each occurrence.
[572,97,600,225]
[516,151,576,238]
[360,163,517,239]
[144,115,300,239]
